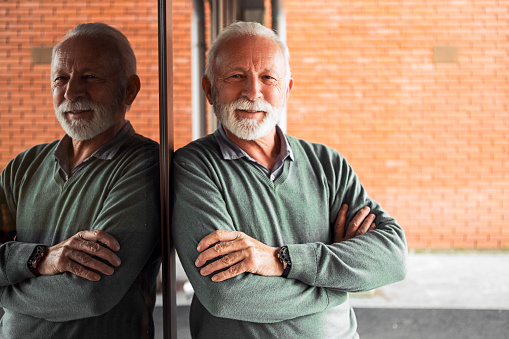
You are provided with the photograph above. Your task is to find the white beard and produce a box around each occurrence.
[214,96,284,141]
[54,98,119,141]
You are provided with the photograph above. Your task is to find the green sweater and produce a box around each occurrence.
[0,133,160,338]
[171,133,407,339]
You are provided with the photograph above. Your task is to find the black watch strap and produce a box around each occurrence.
[277,246,292,278]
[27,245,47,277]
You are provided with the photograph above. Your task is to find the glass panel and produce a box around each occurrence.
[0,2,168,337]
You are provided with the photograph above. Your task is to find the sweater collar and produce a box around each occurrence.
[214,124,294,181]
[53,121,135,179]
[214,124,294,163]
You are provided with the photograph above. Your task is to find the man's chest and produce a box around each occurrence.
[219,169,335,246]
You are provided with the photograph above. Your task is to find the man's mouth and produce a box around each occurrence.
[238,109,265,114]
[66,109,93,114]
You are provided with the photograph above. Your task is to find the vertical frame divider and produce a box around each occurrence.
[158,0,177,338]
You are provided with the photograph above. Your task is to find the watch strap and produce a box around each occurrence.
[27,245,47,277]
[277,246,292,278]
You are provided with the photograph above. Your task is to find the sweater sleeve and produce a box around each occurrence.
[0,156,43,287]
[0,146,161,322]
[287,151,408,292]
[171,149,347,324]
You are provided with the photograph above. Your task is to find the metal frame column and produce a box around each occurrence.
[158,0,177,337]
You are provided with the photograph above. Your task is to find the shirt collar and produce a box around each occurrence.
[54,121,135,176]
[214,124,294,163]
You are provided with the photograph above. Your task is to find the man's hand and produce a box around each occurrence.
[334,204,376,242]
[37,230,121,282]
[195,230,283,282]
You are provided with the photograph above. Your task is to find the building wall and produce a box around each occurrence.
[0,1,164,159]
[1,0,508,249]
[285,0,509,249]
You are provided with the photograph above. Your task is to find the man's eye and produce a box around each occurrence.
[53,77,68,84]
[262,75,278,84]
[224,74,243,82]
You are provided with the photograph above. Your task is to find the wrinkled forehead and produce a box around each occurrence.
[51,36,121,74]
[214,35,286,76]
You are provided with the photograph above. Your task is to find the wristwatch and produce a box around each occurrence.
[277,246,292,278]
[27,245,47,276]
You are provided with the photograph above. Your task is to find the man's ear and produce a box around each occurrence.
[202,76,214,105]
[285,77,294,102]
[125,75,141,106]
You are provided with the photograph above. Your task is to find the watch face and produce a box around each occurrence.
[29,246,45,268]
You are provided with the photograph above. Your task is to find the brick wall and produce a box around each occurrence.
[1,0,508,249]
[0,0,166,165]
[285,0,509,249]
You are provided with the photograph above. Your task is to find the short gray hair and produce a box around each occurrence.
[204,21,291,85]
[52,23,136,85]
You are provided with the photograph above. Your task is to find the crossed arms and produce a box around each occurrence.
[1,204,120,282]
[0,143,160,322]
[195,204,376,282]
[171,140,407,323]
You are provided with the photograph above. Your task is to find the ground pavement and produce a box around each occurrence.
[157,251,509,339]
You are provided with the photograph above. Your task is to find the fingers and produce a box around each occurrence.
[197,230,244,252]
[345,206,376,240]
[74,231,121,268]
[57,251,103,281]
[78,230,120,252]
[65,248,116,281]
[355,213,376,236]
[199,250,247,282]
[209,263,245,282]
[333,204,349,243]
[195,232,247,267]
[37,231,121,281]
[334,205,377,243]
[195,230,282,281]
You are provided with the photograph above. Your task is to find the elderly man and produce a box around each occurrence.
[0,23,160,338]
[172,21,407,338]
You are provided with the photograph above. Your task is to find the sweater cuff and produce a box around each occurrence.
[6,242,41,284]
[285,243,318,285]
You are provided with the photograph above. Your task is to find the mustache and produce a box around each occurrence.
[229,98,274,113]
[55,99,97,114]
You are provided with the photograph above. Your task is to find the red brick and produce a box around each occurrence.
[1,0,507,250]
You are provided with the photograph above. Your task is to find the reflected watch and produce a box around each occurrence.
[27,245,47,276]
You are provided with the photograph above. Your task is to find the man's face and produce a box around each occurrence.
[207,35,293,140]
[51,36,126,141]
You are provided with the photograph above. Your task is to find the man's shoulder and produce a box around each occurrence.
[118,133,159,160]
[286,134,344,161]
[126,133,159,150]
[0,141,59,181]
[173,134,219,163]
[286,135,356,185]
[25,140,60,152]
[12,140,60,163]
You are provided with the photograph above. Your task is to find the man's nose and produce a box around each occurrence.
[64,76,85,102]
[242,76,263,102]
